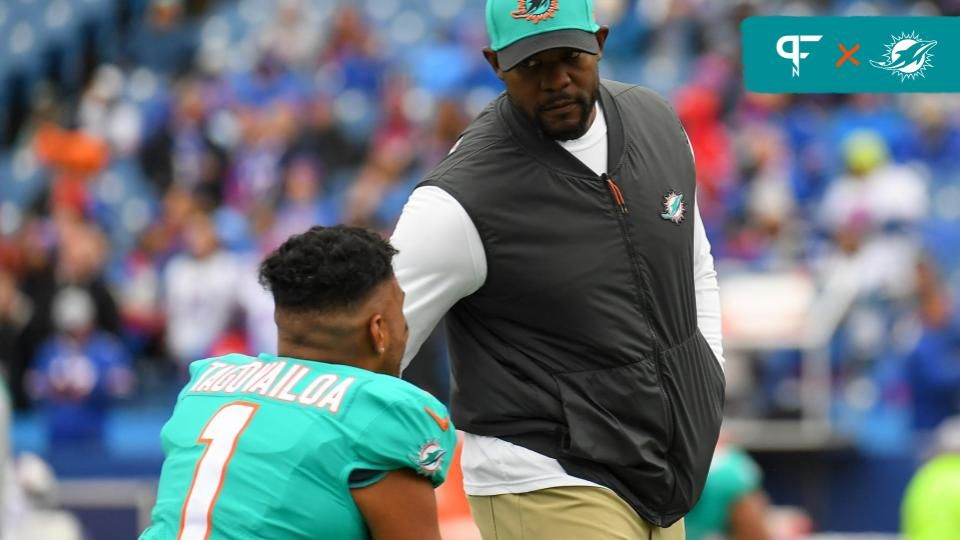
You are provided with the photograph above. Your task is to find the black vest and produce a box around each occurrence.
[420,81,725,526]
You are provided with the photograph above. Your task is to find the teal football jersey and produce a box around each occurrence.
[140,353,457,540]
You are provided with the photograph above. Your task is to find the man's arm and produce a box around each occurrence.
[693,200,725,367]
[683,128,725,368]
[391,186,487,371]
[351,469,442,540]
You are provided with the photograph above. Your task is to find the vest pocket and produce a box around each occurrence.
[553,357,675,506]
[551,332,724,521]
[657,330,725,511]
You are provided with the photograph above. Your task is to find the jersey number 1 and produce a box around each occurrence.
[178,402,259,540]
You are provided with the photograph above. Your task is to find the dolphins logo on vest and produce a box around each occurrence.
[511,0,559,24]
[870,32,937,82]
[661,191,686,224]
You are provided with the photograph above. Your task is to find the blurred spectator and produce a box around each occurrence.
[411,30,473,97]
[26,287,133,447]
[229,52,308,110]
[908,96,960,174]
[18,219,120,408]
[320,6,385,94]
[283,94,366,175]
[78,66,144,156]
[127,0,198,77]
[116,229,167,360]
[236,257,277,358]
[906,260,960,432]
[265,155,338,248]
[32,122,110,220]
[139,79,228,206]
[342,79,416,229]
[817,131,928,303]
[776,95,832,209]
[685,439,772,540]
[829,95,919,167]
[0,270,32,388]
[420,99,469,169]
[725,122,803,268]
[162,209,240,368]
[902,416,960,540]
[676,84,734,216]
[821,130,928,236]
[258,0,324,70]
[225,101,299,211]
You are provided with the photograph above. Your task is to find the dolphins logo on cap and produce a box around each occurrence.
[511,0,559,23]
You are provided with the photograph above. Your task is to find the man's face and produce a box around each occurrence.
[484,28,608,141]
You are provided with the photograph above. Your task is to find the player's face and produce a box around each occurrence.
[484,29,608,141]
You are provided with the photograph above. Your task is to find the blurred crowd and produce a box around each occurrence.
[1,0,960,457]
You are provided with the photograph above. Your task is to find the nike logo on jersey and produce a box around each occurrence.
[424,406,450,431]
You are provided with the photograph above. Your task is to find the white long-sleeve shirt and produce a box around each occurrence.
[391,105,724,496]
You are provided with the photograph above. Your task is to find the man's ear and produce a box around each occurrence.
[368,314,387,356]
[595,26,610,59]
[482,47,506,80]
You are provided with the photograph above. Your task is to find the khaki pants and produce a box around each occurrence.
[467,486,685,540]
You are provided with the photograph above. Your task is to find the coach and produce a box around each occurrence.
[391,0,725,538]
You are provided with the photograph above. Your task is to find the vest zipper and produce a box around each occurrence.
[599,173,675,447]
[604,175,628,214]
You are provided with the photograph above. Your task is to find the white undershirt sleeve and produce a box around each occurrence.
[390,186,487,372]
[692,200,725,368]
[682,127,725,368]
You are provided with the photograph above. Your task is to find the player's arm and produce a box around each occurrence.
[351,468,442,540]
[720,448,770,540]
[729,490,772,540]
[349,393,457,539]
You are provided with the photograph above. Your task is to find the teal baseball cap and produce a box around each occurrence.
[486,0,602,71]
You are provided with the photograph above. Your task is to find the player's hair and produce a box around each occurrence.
[258,225,398,312]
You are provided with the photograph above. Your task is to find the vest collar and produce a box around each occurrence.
[498,80,625,179]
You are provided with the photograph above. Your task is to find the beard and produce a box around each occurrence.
[534,80,600,141]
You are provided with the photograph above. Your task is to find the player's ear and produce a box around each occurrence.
[483,48,506,80]
[368,313,388,357]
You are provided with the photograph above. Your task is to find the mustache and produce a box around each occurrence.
[537,94,588,113]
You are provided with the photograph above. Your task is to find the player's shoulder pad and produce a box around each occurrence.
[355,373,448,415]
[350,374,456,486]
[186,357,214,380]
